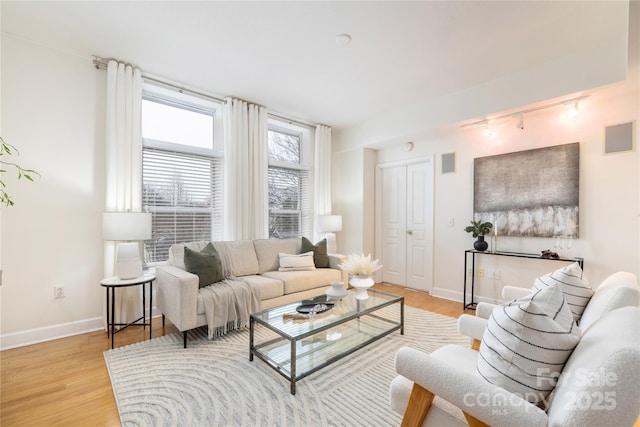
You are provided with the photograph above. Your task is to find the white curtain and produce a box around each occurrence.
[314,124,333,240]
[223,98,268,240]
[104,60,143,329]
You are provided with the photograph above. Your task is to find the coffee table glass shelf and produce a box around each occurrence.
[250,289,404,395]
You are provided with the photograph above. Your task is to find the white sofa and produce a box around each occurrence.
[390,271,640,426]
[156,238,347,347]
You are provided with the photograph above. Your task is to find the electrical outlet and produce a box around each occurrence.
[477,269,484,278]
[448,217,455,227]
[493,270,501,280]
[467,268,473,276]
[54,285,65,299]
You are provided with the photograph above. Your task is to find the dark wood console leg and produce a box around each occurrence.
[183,331,188,348]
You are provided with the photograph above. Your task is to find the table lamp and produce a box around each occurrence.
[103,212,152,279]
[317,215,342,254]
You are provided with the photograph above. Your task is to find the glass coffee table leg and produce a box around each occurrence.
[290,339,296,395]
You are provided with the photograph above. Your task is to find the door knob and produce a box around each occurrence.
[407,230,413,235]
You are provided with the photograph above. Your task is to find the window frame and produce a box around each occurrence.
[141,85,223,266]
[267,118,312,239]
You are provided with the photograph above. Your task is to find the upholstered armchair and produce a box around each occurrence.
[390,272,640,427]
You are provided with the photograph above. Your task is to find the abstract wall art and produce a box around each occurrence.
[473,142,579,238]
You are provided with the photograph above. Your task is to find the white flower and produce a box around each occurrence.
[338,253,382,276]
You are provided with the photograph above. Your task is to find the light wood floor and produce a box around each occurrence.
[1,284,470,426]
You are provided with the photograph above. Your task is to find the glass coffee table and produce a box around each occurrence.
[249,289,404,395]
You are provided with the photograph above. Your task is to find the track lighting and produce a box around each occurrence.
[567,100,579,119]
[514,113,524,130]
[482,121,494,137]
[461,95,588,134]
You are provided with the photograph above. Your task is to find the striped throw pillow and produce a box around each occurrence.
[477,283,581,405]
[278,251,316,271]
[532,262,593,321]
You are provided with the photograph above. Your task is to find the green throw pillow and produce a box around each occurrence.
[184,244,224,288]
[301,237,329,268]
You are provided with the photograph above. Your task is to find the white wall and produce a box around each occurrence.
[0,35,106,348]
[332,147,377,258]
[337,74,639,304]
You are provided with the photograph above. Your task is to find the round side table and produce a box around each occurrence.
[100,273,155,349]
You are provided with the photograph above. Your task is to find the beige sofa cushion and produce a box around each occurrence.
[213,240,259,277]
[241,275,284,301]
[263,268,341,294]
[196,274,285,314]
[253,238,300,274]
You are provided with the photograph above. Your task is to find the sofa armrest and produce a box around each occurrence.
[475,302,496,319]
[502,285,531,301]
[155,265,199,332]
[457,314,487,345]
[394,347,548,426]
[328,253,346,269]
[328,253,349,284]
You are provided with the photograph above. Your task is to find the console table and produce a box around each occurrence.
[463,250,584,310]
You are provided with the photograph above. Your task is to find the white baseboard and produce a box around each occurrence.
[0,317,104,351]
[0,307,163,351]
[430,287,499,306]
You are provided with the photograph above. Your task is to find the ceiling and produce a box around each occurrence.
[1,1,631,131]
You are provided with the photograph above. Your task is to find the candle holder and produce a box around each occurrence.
[491,234,498,253]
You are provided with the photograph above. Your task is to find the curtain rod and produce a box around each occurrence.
[93,56,225,103]
[93,56,320,130]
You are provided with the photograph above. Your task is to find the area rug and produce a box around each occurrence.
[104,305,468,427]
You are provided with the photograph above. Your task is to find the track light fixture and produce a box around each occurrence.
[461,95,588,134]
[514,113,524,130]
[482,121,494,137]
[567,100,579,118]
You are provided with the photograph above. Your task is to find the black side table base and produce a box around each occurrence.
[101,274,155,349]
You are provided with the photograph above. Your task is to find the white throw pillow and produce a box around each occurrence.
[278,251,316,271]
[477,283,581,405]
[532,262,593,322]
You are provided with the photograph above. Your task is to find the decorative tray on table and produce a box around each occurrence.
[295,303,335,314]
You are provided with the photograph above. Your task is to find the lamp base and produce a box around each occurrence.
[115,242,143,279]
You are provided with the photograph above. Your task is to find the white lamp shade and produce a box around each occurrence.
[103,212,152,241]
[114,242,143,279]
[317,215,342,232]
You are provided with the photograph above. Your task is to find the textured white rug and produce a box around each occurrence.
[104,306,468,427]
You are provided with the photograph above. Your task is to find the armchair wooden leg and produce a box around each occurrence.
[471,339,481,351]
[400,383,435,427]
[462,412,490,427]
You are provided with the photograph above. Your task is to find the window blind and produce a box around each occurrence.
[268,166,310,239]
[142,146,223,263]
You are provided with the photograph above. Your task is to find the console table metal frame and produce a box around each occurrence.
[463,250,584,310]
[100,273,155,349]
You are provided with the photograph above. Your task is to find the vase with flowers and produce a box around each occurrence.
[338,253,382,300]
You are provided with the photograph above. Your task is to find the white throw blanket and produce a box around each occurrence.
[200,278,260,339]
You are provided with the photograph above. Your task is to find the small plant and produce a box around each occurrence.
[464,220,493,238]
[1,137,40,207]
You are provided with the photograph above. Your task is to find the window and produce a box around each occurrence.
[141,90,222,264]
[267,123,311,239]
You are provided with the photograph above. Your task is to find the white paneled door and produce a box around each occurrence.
[380,159,434,292]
